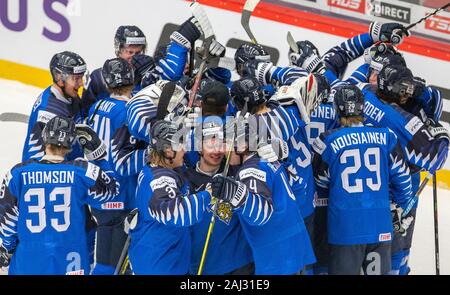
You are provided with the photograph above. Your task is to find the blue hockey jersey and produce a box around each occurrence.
[88,96,140,209]
[22,86,83,162]
[312,124,413,245]
[129,165,211,274]
[0,158,119,274]
[185,165,253,274]
[235,155,316,274]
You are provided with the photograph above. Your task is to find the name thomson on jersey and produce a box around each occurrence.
[21,170,74,185]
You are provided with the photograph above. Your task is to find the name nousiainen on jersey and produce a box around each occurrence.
[331,131,387,154]
[22,170,75,185]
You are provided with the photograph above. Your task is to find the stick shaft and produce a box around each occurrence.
[433,174,440,275]
[405,2,450,30]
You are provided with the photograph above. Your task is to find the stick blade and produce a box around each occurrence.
[243,0,261,11]
[190,1,215,39]
[156,81,176,120]
[287,31,299,53]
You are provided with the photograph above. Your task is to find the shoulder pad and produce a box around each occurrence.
[239,167,267,182]
[150,175,178,191]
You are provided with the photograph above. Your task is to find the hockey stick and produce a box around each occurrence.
[187,0,216,108]
[114,209,138,275]
[114,236,131,275]
[287,31,299,54]
[393,2,450,44]
[241,0,261,44]
[405,2,450,31]
[433,174,440,275]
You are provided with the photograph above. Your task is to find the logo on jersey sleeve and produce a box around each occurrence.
[405,116,423,136]
[312,136,327,155]
[150,176,177,191]
[37,110,56,124]
[85,162,100,181]
[239,168,267,182]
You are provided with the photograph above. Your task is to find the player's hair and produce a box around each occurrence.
[376,89,398,104]
[148,148,173,169]
[108,85,134,97]
[252,103,267,114]
[340,115,365,127]
[45,144,71,156]
[202,102,227,116]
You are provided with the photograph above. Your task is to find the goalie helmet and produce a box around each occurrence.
[102,58,135,89]
[42,116,76,149]
[332,84,365,117]
[49,51,87,83]
[114,25,147,56]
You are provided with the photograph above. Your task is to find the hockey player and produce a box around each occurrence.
[0,116,119,274]
[312,85,414,275]
[81,25,147,115]
[185,121,254,274]
[370,65,449,274]
[128,120,212,274]
[210,120,316,275]
[22,51,87,161]
[86,57,139,274]
[324,64,449,274]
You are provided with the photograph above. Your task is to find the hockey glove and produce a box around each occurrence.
[412,76,426,99]
[76,124,107,161]
[369,22,410,45]
[257,138,289,162]
[391,202,414,237]
[0,245,12,268]
[170,17,202,49]
[208,39,226,57]
[289,40,325,74]
[123,208,139,235]
[131,54,155,85]
[242,59,274,85]
[211,175,248,208]
[427,122,450,142]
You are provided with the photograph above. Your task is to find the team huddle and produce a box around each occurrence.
[0,10,449,275]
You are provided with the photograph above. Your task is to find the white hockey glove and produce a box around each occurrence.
[257,138,289,162]
[208,39,226,57]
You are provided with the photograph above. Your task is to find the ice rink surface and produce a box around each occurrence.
[0,78,448,275]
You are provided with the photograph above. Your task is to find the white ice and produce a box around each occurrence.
[0,78,448,275]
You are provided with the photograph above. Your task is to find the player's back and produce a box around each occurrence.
[317,125,394,245]
[88,96,127,154]
[236,156,315,274]
[129,165,191,274]
[8,160,99,274]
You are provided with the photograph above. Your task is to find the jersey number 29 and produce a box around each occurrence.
[340,148,381,194]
